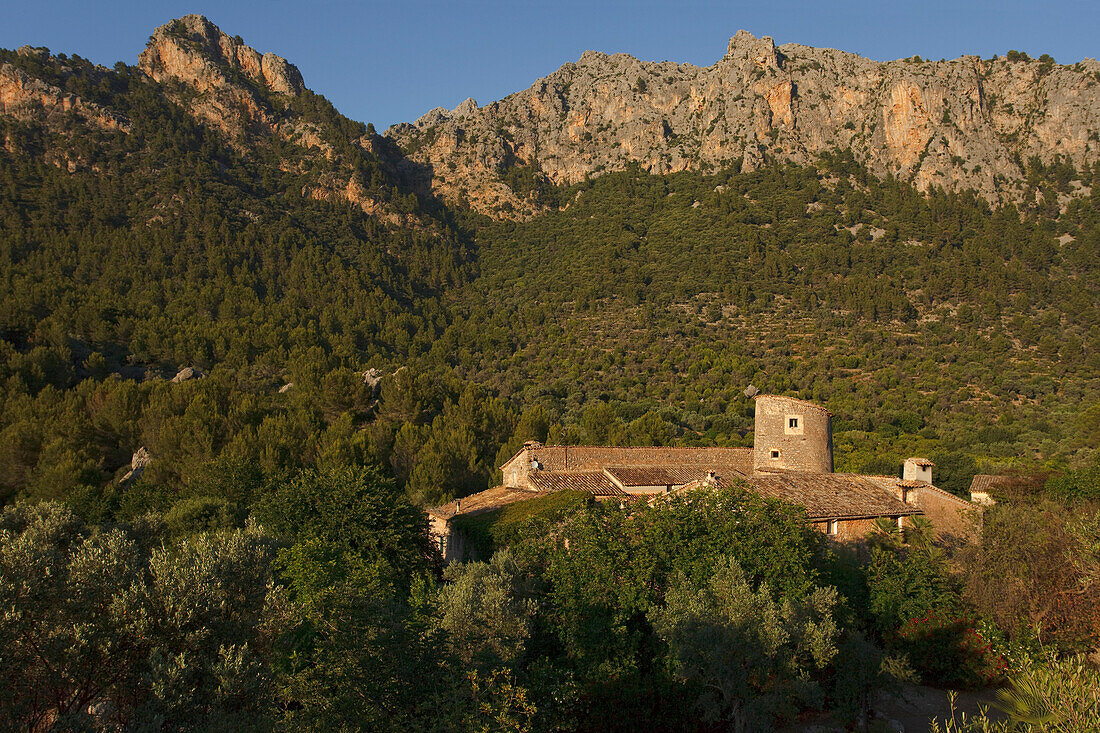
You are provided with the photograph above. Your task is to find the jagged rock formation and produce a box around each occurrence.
[387,31,1100,218]
[141,17,304,95]
[136,15,419,223]
[139,14,305,139]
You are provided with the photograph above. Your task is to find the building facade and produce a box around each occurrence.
[429,394,979,561]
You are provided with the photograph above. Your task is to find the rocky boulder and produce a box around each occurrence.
[362,367,383,392]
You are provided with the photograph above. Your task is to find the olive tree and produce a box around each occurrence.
[0,502,287,731]
[652,557,839,732]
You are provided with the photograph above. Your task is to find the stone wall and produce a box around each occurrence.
[429,514,470,563]
[913,486,981,544]
[812,515,912,542]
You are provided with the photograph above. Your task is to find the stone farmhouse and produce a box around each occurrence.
[428,394,978,561]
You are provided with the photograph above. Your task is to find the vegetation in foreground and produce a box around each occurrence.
[3,466,1099,730]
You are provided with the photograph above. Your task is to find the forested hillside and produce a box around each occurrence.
[0,38,473,511]
[437,153,1100,498]
[1,17,1099,731]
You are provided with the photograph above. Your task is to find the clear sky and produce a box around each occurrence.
[5,1,1097,130]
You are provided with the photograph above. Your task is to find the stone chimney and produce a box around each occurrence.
[903,457,934,484]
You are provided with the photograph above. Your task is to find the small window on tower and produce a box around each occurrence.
[770,449,780,459]
[789,417,799,429]
[785,414,804,435]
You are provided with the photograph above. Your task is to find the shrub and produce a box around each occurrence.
[895,612,1007,688]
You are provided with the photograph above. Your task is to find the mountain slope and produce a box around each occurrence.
[387,31,1100,218]
[0,15,470,379]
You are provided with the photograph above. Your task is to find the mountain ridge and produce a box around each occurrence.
[0,15,444,229]
[387,31,1100,218]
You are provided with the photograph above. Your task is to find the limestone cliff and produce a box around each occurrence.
[137,16,433,225]
[138,14,304,139]
[387,31,1100,218]
[0,46,132,172]
[1,49,130,133]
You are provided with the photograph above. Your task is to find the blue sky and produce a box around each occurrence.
[5,1,1097,129]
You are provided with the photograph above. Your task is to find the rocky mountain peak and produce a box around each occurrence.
[139,14,305,96]
[1,16,431,228]
[134,15,312,146]
[452,97,479,116]
[724,30,781,71]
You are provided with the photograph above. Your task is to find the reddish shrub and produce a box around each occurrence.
[895,612,1007,688]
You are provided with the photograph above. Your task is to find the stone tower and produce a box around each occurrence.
[753,395,833,474]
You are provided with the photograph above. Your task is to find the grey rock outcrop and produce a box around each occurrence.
[387,31,1100,218]
[362,367,383,391]
[452,97,479,117]
[171,366,203,383]
[121,447,152,484]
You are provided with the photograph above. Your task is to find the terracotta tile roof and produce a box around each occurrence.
[748,470,921,520]
[969,474,1014,495]
[914,483,975,508]
[528,470,627,497]
[502,445,753,475]
[428,485,543,519]
[898,480,928,488]
[907,457,936,467]
[603,465,714,487]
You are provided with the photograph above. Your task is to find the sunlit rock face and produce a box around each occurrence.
[387,31,1100,218]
